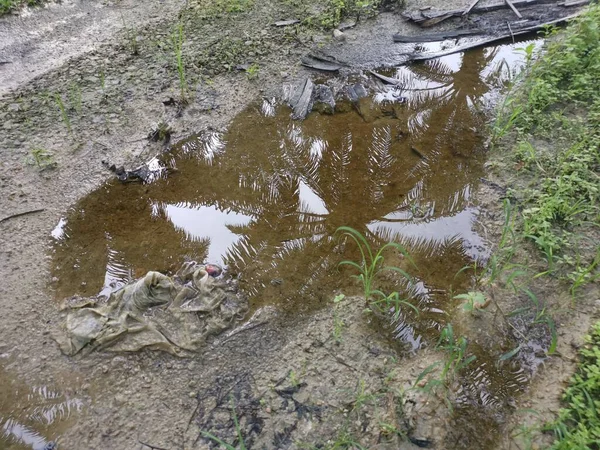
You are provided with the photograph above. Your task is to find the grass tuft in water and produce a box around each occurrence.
[336,226,418,318]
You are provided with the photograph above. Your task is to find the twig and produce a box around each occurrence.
[0,208,45,224]
[463,0,482,15]
[138,441,169,450]
[505,0,523,18]
[507,20,516,43]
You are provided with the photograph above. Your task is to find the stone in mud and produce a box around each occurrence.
[332,29,346,41]
[312,85,336,115]
[345,83,368,102]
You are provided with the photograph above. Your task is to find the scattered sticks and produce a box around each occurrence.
[505,0,523,18]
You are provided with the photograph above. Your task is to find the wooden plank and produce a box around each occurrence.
[505,0,523,18]
[404,12,581,64]
[403,0,556,24]
[393,29,483,42]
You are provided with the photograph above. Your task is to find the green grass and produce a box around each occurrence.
[548,321,600,449]
[336,226,418,318]
[0,0,42,15]
[493,4,600,292]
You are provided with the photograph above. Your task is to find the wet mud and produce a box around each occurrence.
[37,40,549,448]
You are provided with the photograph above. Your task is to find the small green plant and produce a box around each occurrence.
[68,83,82,114]
[454,291,489,313]
[289,369,300,388]
[414,324,476,409]
[171,22,188,103]
[201,395,246,450]
[54,94,71,133]
[100,69,106,92]
[336,226,417,316]
[246,63,259,80]
[26,148,56,170]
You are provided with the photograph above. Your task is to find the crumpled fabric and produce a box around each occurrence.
[54,262,247,356]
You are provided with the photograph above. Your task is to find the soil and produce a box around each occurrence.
[0,0,597,449]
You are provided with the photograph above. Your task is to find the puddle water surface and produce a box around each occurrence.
[48,40,542,448]
[0,364,82,450]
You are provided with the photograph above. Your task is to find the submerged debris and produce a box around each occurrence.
[102,157,172,183]
[54,262,247,356]
[287,78,315,120]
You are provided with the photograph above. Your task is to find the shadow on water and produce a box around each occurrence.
[48,40,542,448]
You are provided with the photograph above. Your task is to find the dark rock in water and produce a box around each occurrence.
[312,85,335,115]
[102,158,171,183]
[288,79,315,120]
[345,83,368,102]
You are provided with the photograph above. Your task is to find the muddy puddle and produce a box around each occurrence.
[41,40,544,448]
[0,364,83,450]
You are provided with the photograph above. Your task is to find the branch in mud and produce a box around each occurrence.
[0,208,45,224]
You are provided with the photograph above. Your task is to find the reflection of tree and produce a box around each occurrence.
[53,48,498,324]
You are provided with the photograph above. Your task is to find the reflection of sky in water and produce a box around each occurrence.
[368,207,488,261]
[298,180,328,215]
[164,203,253,263]
[0,369,83,450]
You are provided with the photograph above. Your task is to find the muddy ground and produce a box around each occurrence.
[0,0,597,449]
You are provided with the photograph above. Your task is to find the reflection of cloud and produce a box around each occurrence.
[367,207,489,261]
[297,180,328,215]
[164,203,253,263]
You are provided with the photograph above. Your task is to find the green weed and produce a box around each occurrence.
[454,291,489,313]
[68,83,82,114]
[201,395,246,450]
[0,0,42,15]
[246,63,259,80]
[414,324,476,409]
[493,5,600,291]
[26,148,56,170]
[336,226,417,316]
[54,94,71,133]
[547,321,600,449]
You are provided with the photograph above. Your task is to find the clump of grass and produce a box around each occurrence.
[414,324,476,410]
[493,5,600,292]
[54,93,71,133]
[547,321,600,449]
[0,0,42,15]
[336,226,418,317]
[245,63,259,80]
[26,148,56,170]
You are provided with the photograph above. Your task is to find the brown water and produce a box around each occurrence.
[41,41,543,448]
[0,364,83,449]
